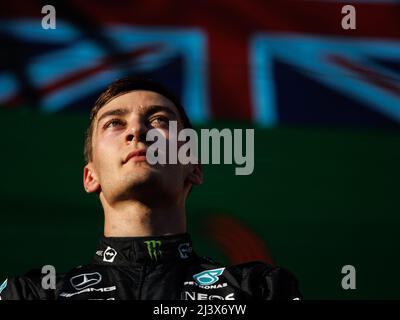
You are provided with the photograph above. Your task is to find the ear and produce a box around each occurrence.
[83,163,101,193]
[186,163,203,186]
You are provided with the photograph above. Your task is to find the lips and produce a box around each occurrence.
[123,149,147,164]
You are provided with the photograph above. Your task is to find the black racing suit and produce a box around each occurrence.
[0,233,302,300]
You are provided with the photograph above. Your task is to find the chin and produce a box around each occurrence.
[123,168,161,189]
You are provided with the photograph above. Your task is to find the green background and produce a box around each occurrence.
[1,108,399,299]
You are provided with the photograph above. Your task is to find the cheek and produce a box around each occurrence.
[94,137,121,170]
[97,131,122,151]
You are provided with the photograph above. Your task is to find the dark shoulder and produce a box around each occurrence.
[62,263,101,275]
[195,257,278,278]
[228,260,276,274]
[1,262,103,300]
[227,261,303,300]
[1,267,66,300]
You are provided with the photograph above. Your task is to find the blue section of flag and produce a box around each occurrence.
[250,34,400,127]
[0,19,210,124]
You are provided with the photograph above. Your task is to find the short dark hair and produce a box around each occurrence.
[84,78,192,163]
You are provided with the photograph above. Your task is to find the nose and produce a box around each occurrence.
[125,120,147,144]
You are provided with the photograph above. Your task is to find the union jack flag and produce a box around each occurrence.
[0,0,399,128]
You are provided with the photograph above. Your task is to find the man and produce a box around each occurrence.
[0,78,302,300]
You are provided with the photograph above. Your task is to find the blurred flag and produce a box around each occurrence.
[0,0,399,128]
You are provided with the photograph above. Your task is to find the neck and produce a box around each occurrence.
[102,197,187,237]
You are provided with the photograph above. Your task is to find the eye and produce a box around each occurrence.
[149,116,169,128]
[103,118,125,129]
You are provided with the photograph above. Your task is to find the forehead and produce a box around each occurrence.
[96,90,178,118]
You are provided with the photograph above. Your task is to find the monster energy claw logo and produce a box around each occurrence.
[144,240,162,261]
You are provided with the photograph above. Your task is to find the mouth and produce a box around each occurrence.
[123,149,147,164]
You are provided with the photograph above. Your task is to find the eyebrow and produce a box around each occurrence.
[96,105,178,129]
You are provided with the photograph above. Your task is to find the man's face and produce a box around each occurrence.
[83,90,201,204]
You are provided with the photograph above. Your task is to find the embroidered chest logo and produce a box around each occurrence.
[144,240,162,261]
[103,246,117,263]
[193,267,225,285]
